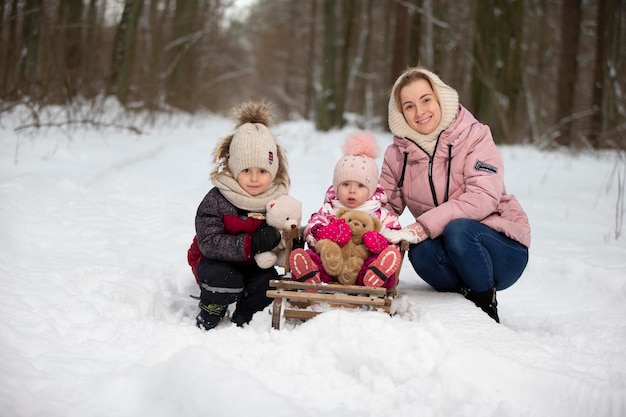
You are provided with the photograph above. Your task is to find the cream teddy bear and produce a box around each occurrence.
[255,195,303,269]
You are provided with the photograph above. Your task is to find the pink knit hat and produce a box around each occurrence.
[333,132,380,198]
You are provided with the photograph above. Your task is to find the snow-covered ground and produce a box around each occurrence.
[1,109,625,417]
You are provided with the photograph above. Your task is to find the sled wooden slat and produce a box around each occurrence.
[267,282,394,329]
[270,280,388,296]
[283,309,319,321]
[267,230,408,330]
[267,287,387,306]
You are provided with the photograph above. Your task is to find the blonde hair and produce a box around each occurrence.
[391,68,439,113]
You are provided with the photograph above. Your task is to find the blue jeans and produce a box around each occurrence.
[407,219,528,292]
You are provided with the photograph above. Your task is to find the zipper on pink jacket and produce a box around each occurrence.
[397,133,451,208]
[430,143,453,206]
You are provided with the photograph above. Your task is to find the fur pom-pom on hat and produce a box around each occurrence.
[233,100,274,128]
[333,132,380,199]
[342,132,380,159]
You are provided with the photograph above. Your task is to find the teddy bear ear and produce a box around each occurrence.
[336,207,349,218]
[372,216,382,231]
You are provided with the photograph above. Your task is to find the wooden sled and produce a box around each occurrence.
[267,229,409,330]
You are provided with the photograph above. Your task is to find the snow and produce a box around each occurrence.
[1,108,625,417]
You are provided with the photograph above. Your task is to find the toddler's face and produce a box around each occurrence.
[336,181,370,208]
[237,167,272,196]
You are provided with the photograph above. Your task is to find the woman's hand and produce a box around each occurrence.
[382,222,428,244]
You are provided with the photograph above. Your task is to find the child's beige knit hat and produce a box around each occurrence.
[227,122,279,180]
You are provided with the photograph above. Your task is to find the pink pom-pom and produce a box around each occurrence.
[342,132,379,158]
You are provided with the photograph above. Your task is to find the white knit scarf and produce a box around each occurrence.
[212,174,288,212]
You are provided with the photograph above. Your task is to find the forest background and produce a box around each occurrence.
[0,0,624,150]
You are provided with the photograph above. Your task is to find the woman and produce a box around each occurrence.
[380,67,530,323]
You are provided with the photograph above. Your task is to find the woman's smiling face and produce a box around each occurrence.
[399,78,442,135]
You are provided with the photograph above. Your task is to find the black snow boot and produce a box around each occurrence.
[231,306,254,328]
[196,302,227,331]
[463,286,500,323]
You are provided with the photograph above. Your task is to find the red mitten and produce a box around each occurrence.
[316,218,351,246]
[363,230,389,255]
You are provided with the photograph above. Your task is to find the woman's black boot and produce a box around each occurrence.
[463,286,500,323]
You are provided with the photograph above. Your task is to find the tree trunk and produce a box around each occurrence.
[110,0,143,105]
[471,0,524,143]
[390,0,409,84]
[1,0,20,100]
[348,0,372,119]
[554,0,582,147]
[165,0,201,112]
[19,0,43,100]
[360,0,374,127]
[304,0,318,119]
[590,0,625,148]
[335,0,356,128]
[316,0,336,131]
[145,0,168,110]
[408,0,421,67]
[59,0,84,99]
[82,0,100,99]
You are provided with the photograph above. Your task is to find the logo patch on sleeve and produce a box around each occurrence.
[474,160,498,174]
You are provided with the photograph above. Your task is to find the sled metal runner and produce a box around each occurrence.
[267,229,408,330]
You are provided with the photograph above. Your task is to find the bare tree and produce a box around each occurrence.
[591,0,626,149]
[58,0,84,98]
[316,0,336,131]
[304,0,319,119]
[334,0,356,128]
[1,0,622,149]
[165,0,202,112]
[82,0,101,99]
[110,0,144,105]
[20,0,43,100]
[390,0,410,84]
[408,0,422,67]
[1,0,20,101]
[471,0,524,143]
[554,0,582,147]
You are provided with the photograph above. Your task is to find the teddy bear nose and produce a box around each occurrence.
[290,224,297,229]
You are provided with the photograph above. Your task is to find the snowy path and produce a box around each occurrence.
[1,115,625,417]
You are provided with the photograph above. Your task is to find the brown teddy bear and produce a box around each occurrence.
[315,208,383,285]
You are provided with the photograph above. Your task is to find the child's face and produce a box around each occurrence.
[237,167,272,196]
[336,181,370,208]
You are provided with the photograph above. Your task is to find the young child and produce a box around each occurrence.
[187,101,290,331]
[289,132,402,288]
